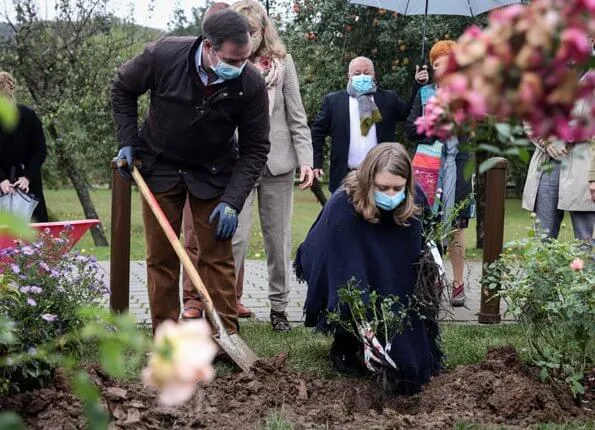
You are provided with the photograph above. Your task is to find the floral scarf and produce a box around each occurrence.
[253,55,285,116]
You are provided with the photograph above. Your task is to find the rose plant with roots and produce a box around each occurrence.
[415,0,595,154]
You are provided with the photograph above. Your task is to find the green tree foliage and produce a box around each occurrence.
[0,0,160,245]
[281,0,485,125]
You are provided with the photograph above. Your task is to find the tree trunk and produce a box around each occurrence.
[48,123,109,246]
[475,150,488,249]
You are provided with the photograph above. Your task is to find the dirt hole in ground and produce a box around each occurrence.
[1,347,593,429]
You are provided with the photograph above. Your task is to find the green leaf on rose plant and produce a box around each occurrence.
[0,212,35,241]
[518,147,530,163]
[571,380,585,396]
[71,371,100,403]
[0,318,16,346]
[0,412,25,430]
[479,157,500,174]
[477,144,501,154]
[511,138,530,147]
[84,402,110,430]
[495,123,512,140]
[0,97,18,132]
[463,158,475,181]
[100,338,125,377]
[539,366,549,382]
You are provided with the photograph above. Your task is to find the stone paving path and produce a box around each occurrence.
[98,259,512,325]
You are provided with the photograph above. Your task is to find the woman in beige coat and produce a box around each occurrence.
[230,0,314,331]
[522,92,595,246]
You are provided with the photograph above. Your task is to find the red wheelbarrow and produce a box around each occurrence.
[0,219,101,252]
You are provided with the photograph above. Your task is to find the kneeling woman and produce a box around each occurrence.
[295,142,442,394]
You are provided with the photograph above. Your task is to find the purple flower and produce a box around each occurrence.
[50,270,60,278]
[10,264,20,274]
[26,297,36,306]
[19,286,31,294]
[21,246,35,256]
[39,262,51,272]
[29,286,42,294]
[41,314,58,322]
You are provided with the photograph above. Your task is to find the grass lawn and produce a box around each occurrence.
[44,187,574,261]
[112,322,528,381]
[237,322,528,377]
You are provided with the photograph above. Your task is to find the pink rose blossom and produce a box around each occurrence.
[557,28,591,63]
[417,0,595,142]
[142,320,217,406]
[569,257,584,271]
[466,91,488,118]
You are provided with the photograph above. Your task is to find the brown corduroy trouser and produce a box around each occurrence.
[142,182,238,334]
[182,196,246,306]
[182,196,201,308]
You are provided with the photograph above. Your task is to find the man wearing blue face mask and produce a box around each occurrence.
[311,57,428,193]
[110,9,270,335]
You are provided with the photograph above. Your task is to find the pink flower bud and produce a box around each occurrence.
[569,257,584,271]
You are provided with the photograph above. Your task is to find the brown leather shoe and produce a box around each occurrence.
[237,302,253,318]
[182,301,203,319]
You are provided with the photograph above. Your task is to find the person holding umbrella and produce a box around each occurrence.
[349,0,521,61]
[406,40,473,307]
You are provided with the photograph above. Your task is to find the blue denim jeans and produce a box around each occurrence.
[534,161,595,246]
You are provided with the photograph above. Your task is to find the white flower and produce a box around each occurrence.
[142,319,217,406]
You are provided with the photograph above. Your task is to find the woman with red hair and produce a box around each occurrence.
[406,41,474,307]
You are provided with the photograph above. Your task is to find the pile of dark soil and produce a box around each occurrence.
[1,347,592,429]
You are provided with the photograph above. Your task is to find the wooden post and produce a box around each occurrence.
[109,159,131,313]
[478,157,508,324]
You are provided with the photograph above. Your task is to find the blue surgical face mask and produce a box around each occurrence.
[351,74,375,93]
[211,50,247,81]
[374,190,406,211]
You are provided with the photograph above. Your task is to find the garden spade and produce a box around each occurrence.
[127,164,259,372]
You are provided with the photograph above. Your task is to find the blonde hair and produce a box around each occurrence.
[343,142,420,225]
[0,72,16,101]
[230,0,286,59]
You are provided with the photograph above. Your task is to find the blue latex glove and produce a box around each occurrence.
[208,202,238,240]
[116,146,135,180]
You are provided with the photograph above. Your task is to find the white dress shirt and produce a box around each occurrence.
[195,42,225,86]
[348,96,378,169]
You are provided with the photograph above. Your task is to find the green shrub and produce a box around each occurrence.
[484,224,595,397]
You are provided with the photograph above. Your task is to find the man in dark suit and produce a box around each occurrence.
[311,57,426,192]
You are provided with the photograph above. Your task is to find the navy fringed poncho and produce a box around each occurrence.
[295,185,442,392]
